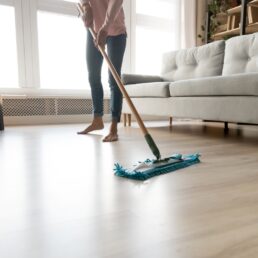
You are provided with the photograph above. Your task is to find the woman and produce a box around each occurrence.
[78,0,126,142]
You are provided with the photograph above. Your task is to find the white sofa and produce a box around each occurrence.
[122,33,258,127]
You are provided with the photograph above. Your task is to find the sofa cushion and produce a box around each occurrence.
[169,73,258,97]
[122,74,163,85]
[125,82,170,98]
[161,40,225,82]
[223,33,258,76]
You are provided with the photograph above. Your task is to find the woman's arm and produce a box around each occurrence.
[80,0,93,28]
[81,0,90,6]
[96,0,124,47]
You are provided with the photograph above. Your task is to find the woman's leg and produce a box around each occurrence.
[103,34,126,142]
[78,30,104,134]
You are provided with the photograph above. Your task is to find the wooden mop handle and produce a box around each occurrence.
[76,3,148,136]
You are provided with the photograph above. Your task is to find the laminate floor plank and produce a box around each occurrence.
[0,121,258,258]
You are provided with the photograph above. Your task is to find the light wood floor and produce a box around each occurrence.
[1,121,258,258]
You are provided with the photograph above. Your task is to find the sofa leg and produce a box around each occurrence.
[169,117,173,127]
[128,114,132,127]
[224,122,229,134]
[123,113,127,127]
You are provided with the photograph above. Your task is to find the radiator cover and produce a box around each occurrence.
[2,96,111,125]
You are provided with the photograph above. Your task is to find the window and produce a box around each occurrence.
[37,10,109,90]
[0,0,111,91]
[133,0,181,75]
[0,4,19,88]
[37,0,94,90]
[135,27,174,75]
[38,11,88,89]
[136,0,175,20]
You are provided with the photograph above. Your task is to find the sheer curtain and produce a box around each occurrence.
[181,0,197,49]
[134,0,197,75]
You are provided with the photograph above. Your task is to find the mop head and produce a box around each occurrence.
[114,154,200,181]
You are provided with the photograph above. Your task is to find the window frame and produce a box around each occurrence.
[0,0,26,88]
[0,0,92,93]
[131,0,182,74]
[0,0,131,94]
[29,0,80,89]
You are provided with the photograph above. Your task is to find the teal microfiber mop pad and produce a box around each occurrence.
[114,154,200,181]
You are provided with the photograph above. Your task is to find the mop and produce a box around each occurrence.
[77,3,200,180]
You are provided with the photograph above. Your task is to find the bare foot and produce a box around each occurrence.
[77,117,104,134]
[102,132,118,142]
[102,121,118,142]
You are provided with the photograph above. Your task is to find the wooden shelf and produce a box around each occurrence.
[213,28,240,40]
[216,12,228,18]
[248,4,258,23]
[249,0,258,7]
[216,24,228,33]
[209,1,258,42]
[247,22,258,32]
[227,5,241,15]
[213,23,258,40]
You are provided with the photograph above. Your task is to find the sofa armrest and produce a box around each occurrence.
[122,73,163,85]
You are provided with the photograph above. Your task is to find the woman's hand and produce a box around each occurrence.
[82,3,93,28]
[95,26,108,48]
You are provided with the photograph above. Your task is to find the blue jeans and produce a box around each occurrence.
[86,30,126,122]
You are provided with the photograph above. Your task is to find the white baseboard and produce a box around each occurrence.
[4,114,112,126]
